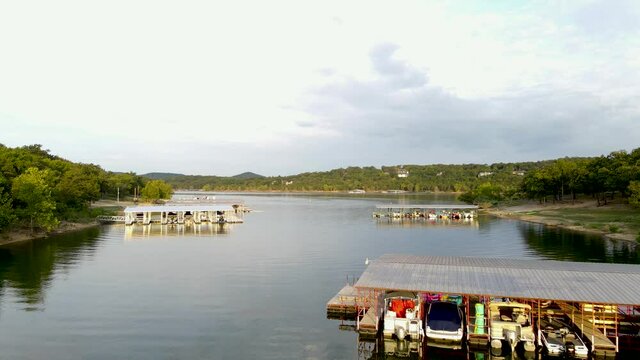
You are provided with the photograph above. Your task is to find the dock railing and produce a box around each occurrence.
[96,215,125,223]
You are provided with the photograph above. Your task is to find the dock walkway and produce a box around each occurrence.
[326,285,360,318]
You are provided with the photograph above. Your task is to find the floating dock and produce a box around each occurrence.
[373,204,478,220]
[123,205,243,225]
[328,254,640,356]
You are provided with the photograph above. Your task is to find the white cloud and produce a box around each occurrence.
[1,0,638,175]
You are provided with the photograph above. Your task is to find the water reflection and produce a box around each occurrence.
[375,218,479,228]
[519,222,640,263]
[358,336,585,360]
[124,222,232,239]
[0,227,102,309]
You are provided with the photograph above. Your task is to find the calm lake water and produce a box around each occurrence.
[0,194,638,359]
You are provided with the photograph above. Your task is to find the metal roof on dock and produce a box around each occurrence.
[375,204,478,209]
[355,255,640,305]
[124,205,235,213]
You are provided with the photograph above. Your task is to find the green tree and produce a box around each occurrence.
[629,181,640,209]
[11,167,59,232]
[0,175,16,230]
[0,191,15,231]
[140,180,173,202]
[56,164,101,209]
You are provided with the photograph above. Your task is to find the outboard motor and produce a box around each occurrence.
[565,341,576,356]
[505,329,517,352]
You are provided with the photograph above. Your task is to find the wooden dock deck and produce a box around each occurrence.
[557,302,618,357]
[326,285,360,319]
[358,307,378,337]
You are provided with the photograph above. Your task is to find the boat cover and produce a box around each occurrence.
[428,302,462,332]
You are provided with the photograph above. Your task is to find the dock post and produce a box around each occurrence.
[615,309,618,352]
[537,300,541,346]
[592,308,595,353]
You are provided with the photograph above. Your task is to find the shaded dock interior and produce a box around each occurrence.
[327,255,640,357]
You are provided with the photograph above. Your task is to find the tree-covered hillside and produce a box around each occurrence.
[154,148,640,208]
[0,144,170,233]
[159,161,558,192]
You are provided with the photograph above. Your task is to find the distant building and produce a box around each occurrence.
[397,168,409,178]
[436,172,443,177]
[512,170,525,176]
[285,181,294,185]
[477,171,493,177]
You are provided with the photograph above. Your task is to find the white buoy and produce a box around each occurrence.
[365,257,369,265]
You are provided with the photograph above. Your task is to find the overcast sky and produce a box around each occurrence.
[2,0,639,176]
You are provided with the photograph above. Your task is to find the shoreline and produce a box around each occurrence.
[483,201,639,243]
[3,198,637,246]
[0,221,101,247]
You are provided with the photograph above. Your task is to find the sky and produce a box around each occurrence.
[1,0,639,176]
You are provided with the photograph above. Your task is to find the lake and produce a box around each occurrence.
[0,193,638,359]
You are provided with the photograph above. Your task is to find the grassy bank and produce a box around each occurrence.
[486,200,640,242]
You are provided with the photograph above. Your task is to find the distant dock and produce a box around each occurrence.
[373,204,479,220]
[123,205,244,225]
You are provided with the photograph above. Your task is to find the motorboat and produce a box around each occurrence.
[564,332,589,358]
[541,317,589,358]
[488,300,536,353]
[382,291,424,342]
[425,301,465,349]
[541,329,565,356]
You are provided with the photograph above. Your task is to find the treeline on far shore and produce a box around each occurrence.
[0,144,173,233]
[155,149,640,209]
[2,143,639,234]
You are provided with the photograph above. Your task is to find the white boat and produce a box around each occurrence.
[541,329,565,356]
[564,332,589,358]
[348,189,366,194]
[382,291,424,342]
[541,317,589,358]
[488,300,536,353]
[425,300,465,349]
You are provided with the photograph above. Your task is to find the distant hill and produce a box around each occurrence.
[232,172,264,179]
[142,172,186,180]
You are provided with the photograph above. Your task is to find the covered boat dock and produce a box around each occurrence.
[374,204,479,220]
[329,254,640,356]
[123,205,243,225]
